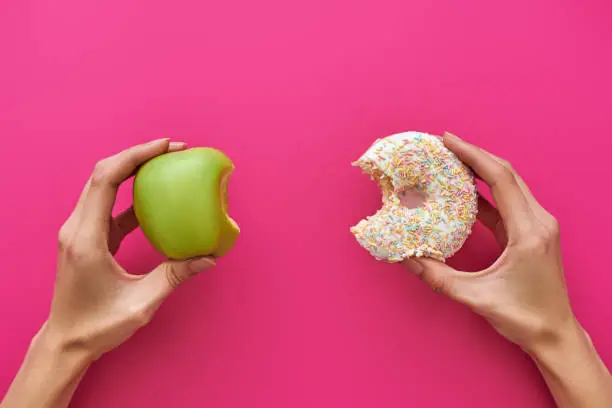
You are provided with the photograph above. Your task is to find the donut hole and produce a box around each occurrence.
[398,188,427,209]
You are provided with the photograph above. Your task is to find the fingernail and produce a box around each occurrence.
[444,132,461,140]
[188,257,216,274]
[404,258,424,275]
[168,141,187,151]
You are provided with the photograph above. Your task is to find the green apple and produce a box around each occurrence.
[133,147,240,259]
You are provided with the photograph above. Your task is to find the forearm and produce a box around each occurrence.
[1,325,91,408]
[529,322,612,408]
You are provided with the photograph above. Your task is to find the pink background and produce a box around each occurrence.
[1,0,611,406]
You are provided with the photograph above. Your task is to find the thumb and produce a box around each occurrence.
[145,256,216,299]
[403,257,471,303]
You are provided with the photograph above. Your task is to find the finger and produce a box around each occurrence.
[403,258,474,305]
[482,150,549,218]
[476,193,499,230]
[143,257,217,301]
[477,194,507,247]
[125,140,187,179]
[443,133,532,238]
[107,206,140,254]
[114,206,139,237]
[472,143,554,227]
[66,140,186,231]
[81,140,186,236]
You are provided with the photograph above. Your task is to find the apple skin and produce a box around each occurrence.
[133,147,239,260]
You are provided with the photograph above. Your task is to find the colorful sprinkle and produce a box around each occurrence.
[350,131,478,262]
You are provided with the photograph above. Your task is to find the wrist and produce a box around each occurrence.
[1,323,93,408]
[32,321,95,371]
[525,319,612,407]
[526,317,590,365]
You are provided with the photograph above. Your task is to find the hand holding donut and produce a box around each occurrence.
[404,133,612,407]
[404,132,570,350]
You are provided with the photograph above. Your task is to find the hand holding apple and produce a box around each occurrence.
[0,139,222,408]
[49,140,221,352]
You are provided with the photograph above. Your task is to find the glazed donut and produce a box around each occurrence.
[351,131,478,262]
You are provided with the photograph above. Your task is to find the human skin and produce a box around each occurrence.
[0,139,216,408]
[1,136,610,408]
[404,132,612,408]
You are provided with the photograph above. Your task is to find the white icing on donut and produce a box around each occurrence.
[351,131,478,262]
